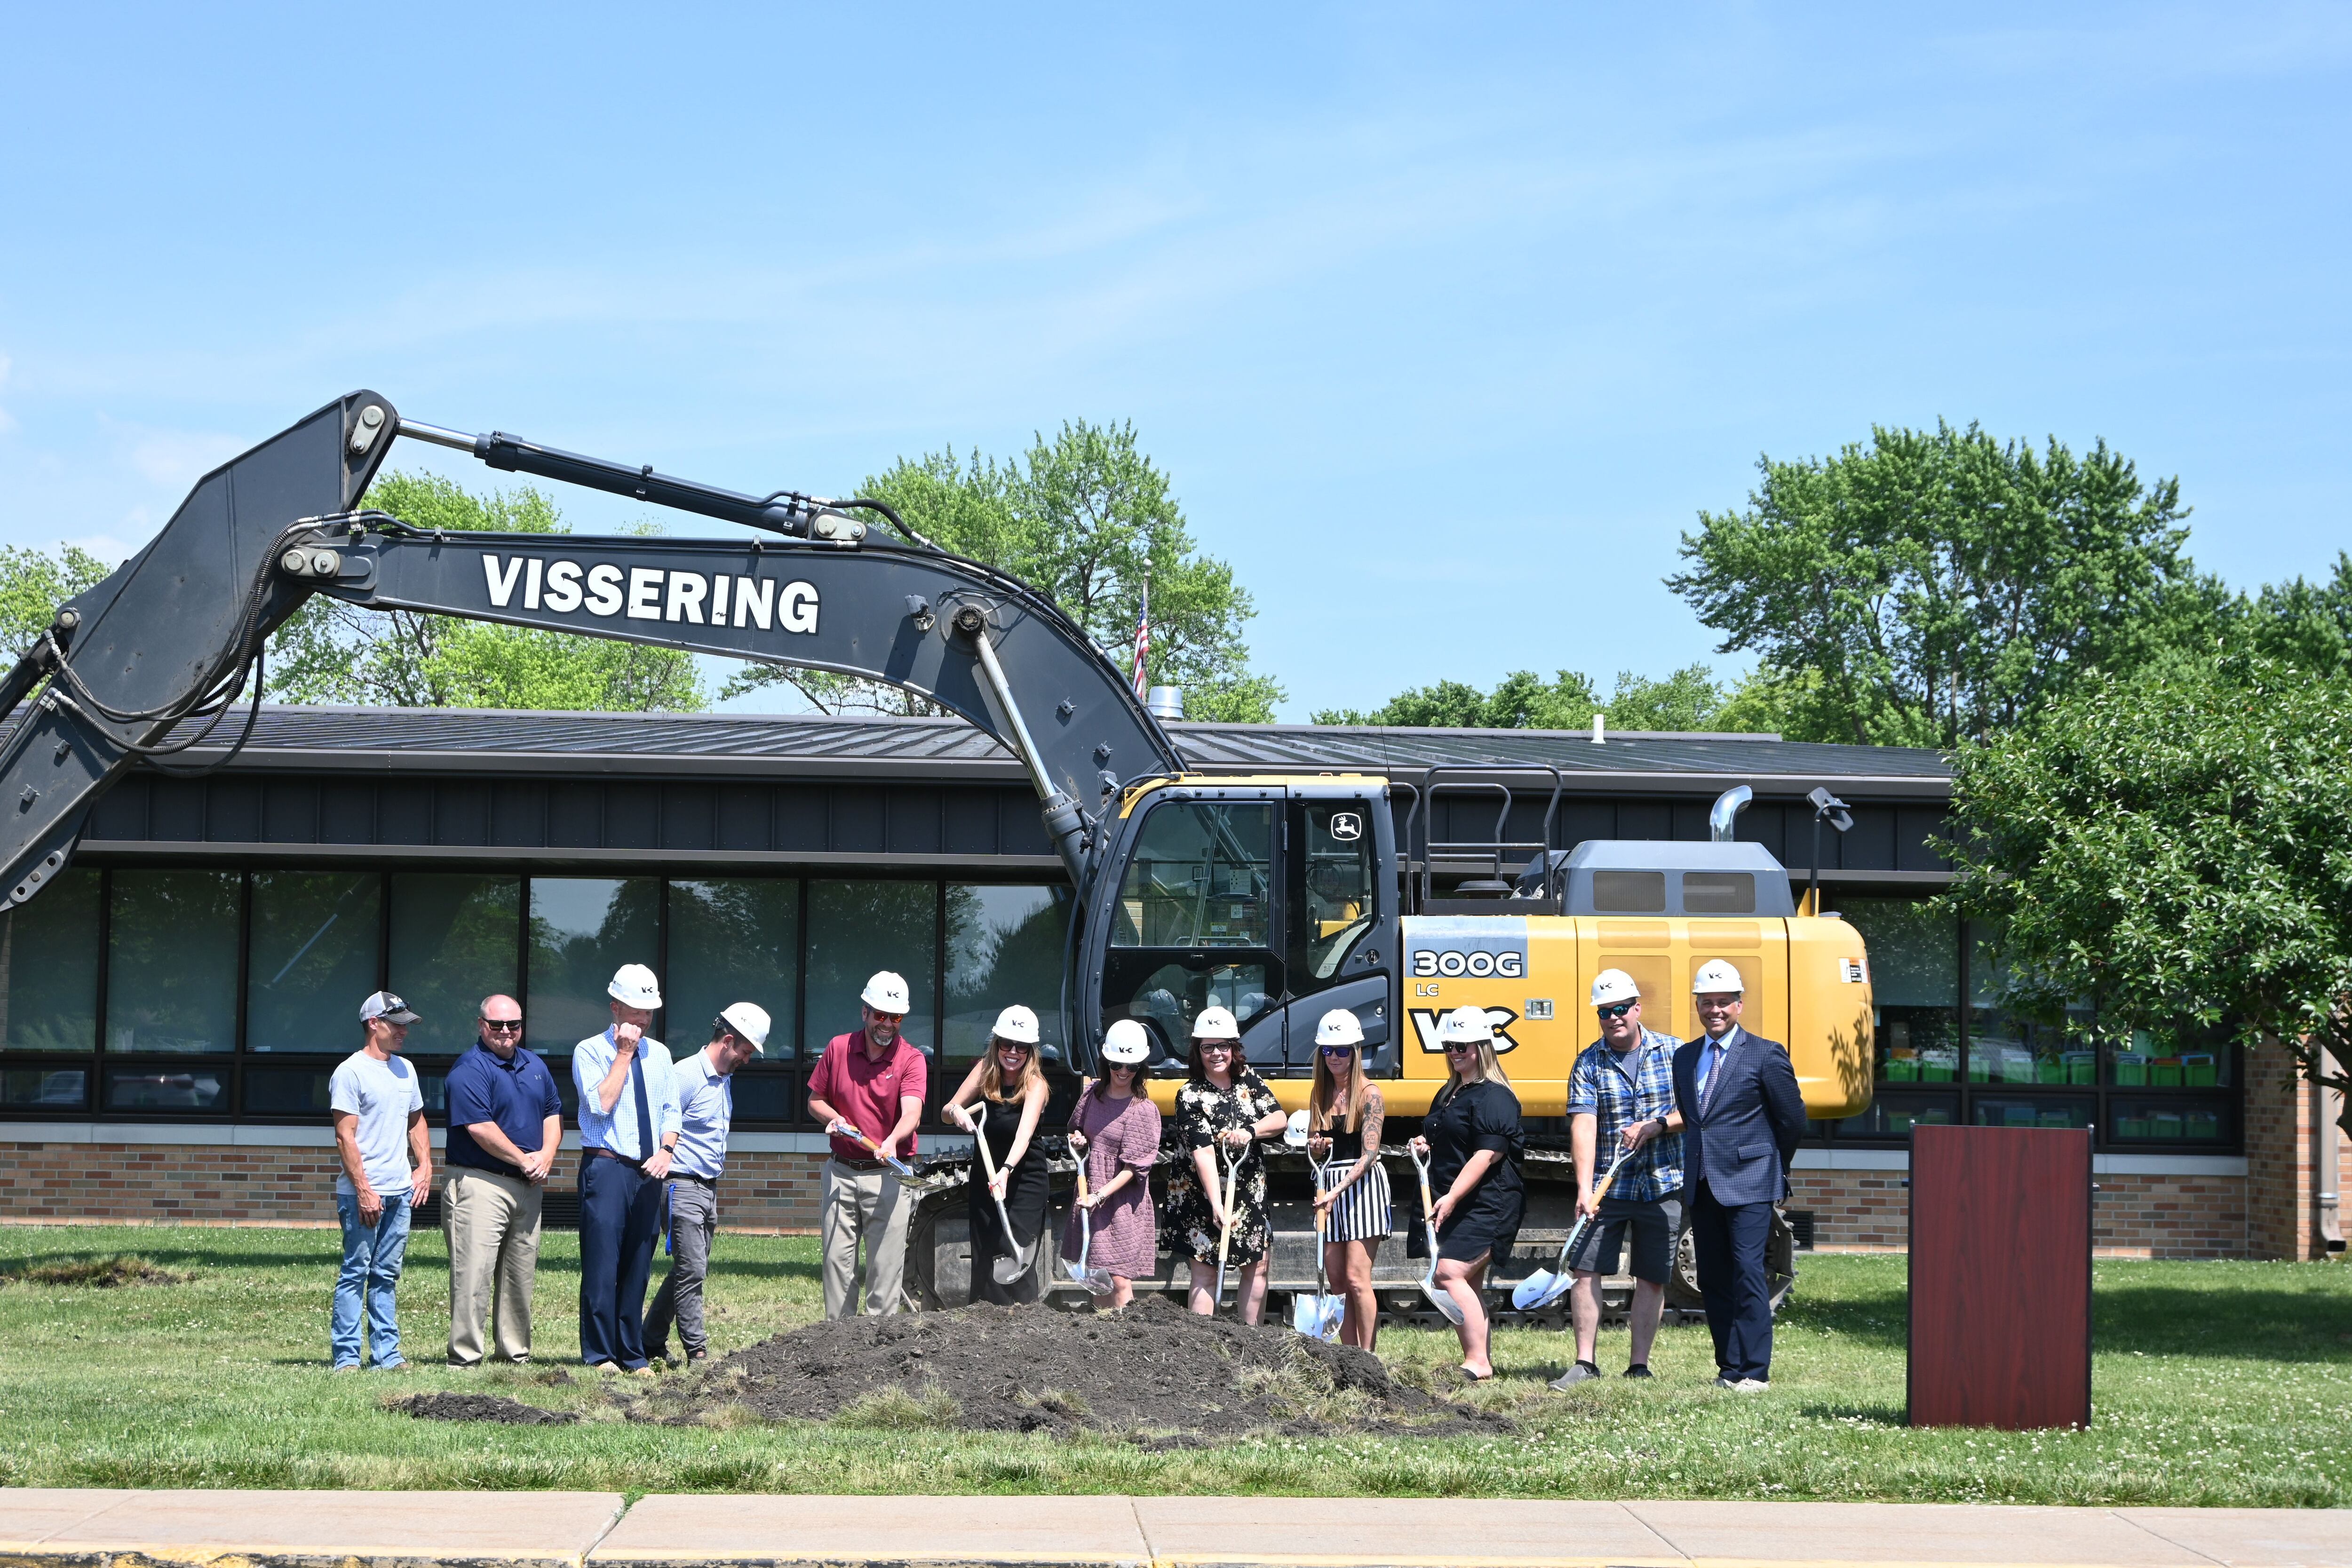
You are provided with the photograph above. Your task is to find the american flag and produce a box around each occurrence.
[1130,580,1150,699]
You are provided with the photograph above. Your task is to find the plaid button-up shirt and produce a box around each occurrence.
[1565,1027,1685,1202]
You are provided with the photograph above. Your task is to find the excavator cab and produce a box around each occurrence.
[1081,776,1399,1079]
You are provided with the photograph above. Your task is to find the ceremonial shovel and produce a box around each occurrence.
[1512,1143,1637,1311]
[1064,1163,1116,1297]
[1407,1142,1466,1327]
[1290,1135,1347,1342]
[960,1107,1033,1287]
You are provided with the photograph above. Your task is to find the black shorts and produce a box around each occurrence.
[1566,1193,1685,1284]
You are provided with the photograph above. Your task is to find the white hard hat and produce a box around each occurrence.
[1437,1004,1494,1046]
[1590,969,1641,1008]
[860,971,911,1014]
[1315,1008,1365,1047]
[608,964,663,1010]
[1191,1005,1241,1042]
[1285,1108,1311,1146]
[1692,958,1746,995]
[1100,1019,1152,1065]
[716,1001,770,1052]
[991,1004,1041,1046]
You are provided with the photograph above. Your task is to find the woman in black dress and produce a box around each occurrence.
[1410,1003,1524,1380]
[946,1004,1051,1304]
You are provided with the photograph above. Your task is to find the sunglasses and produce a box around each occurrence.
[1443,1041,1480,1054]
[997,1042,1033,1054]
[1596,1003,1637,1020]
[1198,1041,1237,1053]
[1319,1045,1357,1058]
[480,1019,523,1033]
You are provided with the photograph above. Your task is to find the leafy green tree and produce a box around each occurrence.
[2225,550,2352,677]
[723,422,1282,721]
[268,473,705,712]
[1668,422,2209,746]
[0,543,113,659]
[1312,663,1771,733]
[1943,654,2352,1134]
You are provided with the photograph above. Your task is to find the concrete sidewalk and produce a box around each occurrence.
[3,1490,2349,1568]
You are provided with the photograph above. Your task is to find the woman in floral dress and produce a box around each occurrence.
[1160,1004,1286,1323]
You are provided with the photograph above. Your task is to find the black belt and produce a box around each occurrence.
[587,1146,652,1169]
[834,1156,888,1172]
[668,1170,716,1187]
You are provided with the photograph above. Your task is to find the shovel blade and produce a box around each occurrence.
[1512,1267,1571,1311]
[992,1255,1029,1285]
[1420,1271,1466,1327]
[1291,1293,1343,1342]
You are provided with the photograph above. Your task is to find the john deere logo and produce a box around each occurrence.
[1329,812,1362,842]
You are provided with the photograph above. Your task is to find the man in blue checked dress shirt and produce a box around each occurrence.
[1551,968,1686,1390]
[572,963,680,1374]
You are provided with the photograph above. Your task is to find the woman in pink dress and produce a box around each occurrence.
[1060,1019,1162,1308]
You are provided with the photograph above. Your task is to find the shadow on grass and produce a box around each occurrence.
[1797,1401,1907,1425]
[2094,1282,2352,1362]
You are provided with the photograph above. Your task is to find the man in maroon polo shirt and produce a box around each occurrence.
[804,970,927,1317]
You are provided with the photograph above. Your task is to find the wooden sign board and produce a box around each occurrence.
[1908,1124,2092,1429]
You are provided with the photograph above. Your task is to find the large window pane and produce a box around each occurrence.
[1842,898,1959,1084]
[2112,1096,2231,1142]
[668,879,800,1058]
[1971,1094,2093,1130]
[946,883,1070,1063]
[1967,928,2091,1086]
[1113,802,1273,947]
[107,870,239,1053]
[247,872,381,1053]
[2111,1025,2233,1088]
[527,877,660,1056]
[389,875,520,1057]
[803,880,937,1055]
[0,868,98,1051]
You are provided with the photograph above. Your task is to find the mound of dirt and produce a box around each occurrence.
[2,1256,193,1288]
[654,1296,1511,1441]
[391,1392,578,1426]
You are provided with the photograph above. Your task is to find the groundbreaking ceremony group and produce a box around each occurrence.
[326,957,1805,1390]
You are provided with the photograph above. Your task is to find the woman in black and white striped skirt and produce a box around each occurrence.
[1306,1007,1392,1350]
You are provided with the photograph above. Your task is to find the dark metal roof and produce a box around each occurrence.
[132,706,1949,797]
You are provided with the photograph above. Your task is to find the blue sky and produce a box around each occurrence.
[0,3,2344,718]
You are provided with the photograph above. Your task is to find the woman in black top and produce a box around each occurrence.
[1410,1004,1524,1380]
[946,1005,1051,1305]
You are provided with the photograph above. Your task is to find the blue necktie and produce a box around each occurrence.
[1698,1040,1724,1114]
[628,1048,652,1162]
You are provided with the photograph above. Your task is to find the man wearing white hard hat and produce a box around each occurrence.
[572,963,681,1373]
[645,1001,769,1364]
[1552,969,1686,1391]
[1671,957,1807,1391]
[805,970,928,1317]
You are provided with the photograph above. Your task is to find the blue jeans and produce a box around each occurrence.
[332,1189,413,1368]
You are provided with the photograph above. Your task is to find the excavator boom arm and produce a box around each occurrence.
[0,392,1183,906]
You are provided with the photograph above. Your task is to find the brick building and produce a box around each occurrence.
[0,707,2337,1261]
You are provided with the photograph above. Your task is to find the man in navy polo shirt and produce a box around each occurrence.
[442,993,563,1367]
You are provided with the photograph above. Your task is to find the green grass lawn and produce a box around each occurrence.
[0,1224,2345,1504]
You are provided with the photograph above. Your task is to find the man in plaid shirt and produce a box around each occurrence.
[1550,968,1686,1390]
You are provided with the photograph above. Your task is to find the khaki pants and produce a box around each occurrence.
[820,1158,908,1319]
[444,1167,542,1364]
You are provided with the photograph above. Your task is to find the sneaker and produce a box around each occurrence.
[330,1363,359,1374]
[588,1361,620,1376]
[685,1350,710,1364]
[376,1359,413,1373]
[1549,1362,1603,1391]
[1732,1377,1770,1392]
[1623,1364,1653,1379]
[1713,1376,1740,1388]
[627,1364,658,1378]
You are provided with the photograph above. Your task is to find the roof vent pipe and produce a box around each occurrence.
[1709,785,1753,843]
[1145,685,1183,721]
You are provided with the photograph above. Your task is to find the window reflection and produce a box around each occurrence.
[247,873,382,1054]
[945,884,1069,1062]
[389,875,520,1057]
[668,879,799,1059]
[527,878,660,1057]
[1841,898,1960,1084]
[0,868,99,1052]
[103,1064,226,1110]
[803,881,936,1056]
[1113,802,1273,947]
[0,1066,87,1109]
[108,870,239,1053]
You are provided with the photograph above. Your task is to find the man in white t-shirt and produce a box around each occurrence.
[329,990,433,1371]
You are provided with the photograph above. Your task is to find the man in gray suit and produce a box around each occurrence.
[1669,958,1808,1390]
